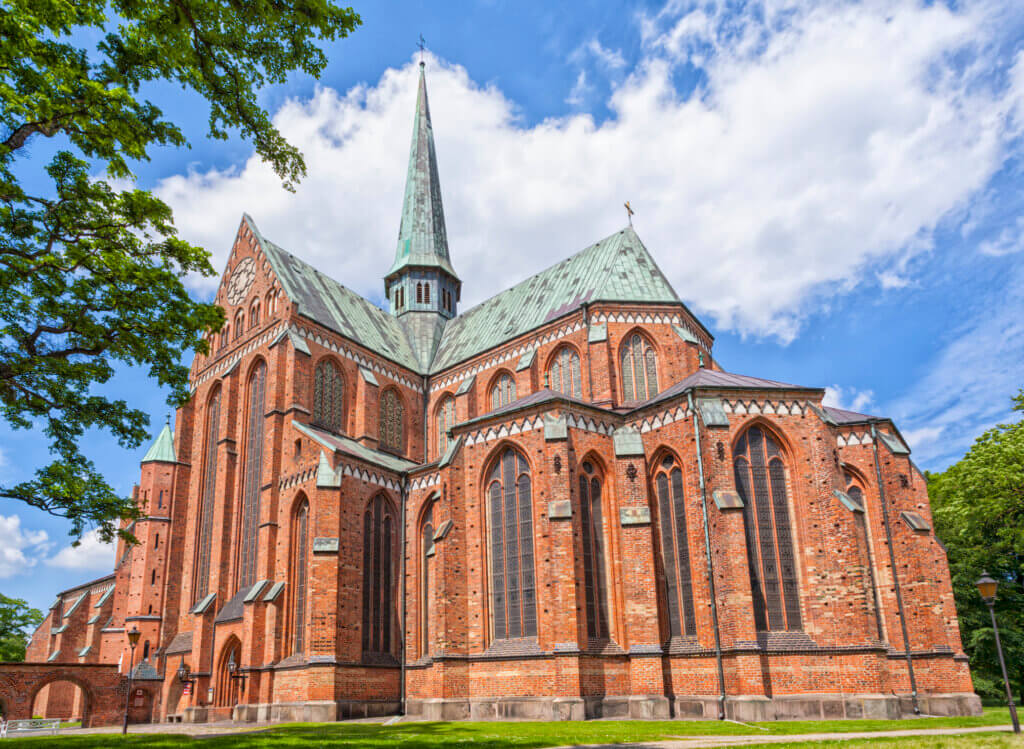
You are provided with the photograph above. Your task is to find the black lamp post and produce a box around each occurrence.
[121,626,141,735]
[226,653,247,695]
[976,572,1020,734]
[176,655,194,685]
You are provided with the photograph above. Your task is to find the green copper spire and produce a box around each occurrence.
[387,63,459,283]
[141,420,176,464]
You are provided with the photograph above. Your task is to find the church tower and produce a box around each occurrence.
[385,62,460,370]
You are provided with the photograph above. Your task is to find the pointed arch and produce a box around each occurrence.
[485,445,537,641]
[290,494,310,655]
[435,393,456,458]
[379,388,405,453]
[733,423,801,632]
[233,310,244,340]
[362,494,397,659]
[193,384,222,603]
[547,345,583,398]
[620,330,659,402]
[249,300,260,329]
[214,636,243,707]
[578,456,610,640]
[416,282,423,304]
[843,470,884,640]
[650,448,697,638]
[237,358,267,591]
[313,357,345,434]
[489,371,516,411]
[420,497,436,657]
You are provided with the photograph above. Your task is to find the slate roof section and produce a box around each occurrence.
[823,405,877,424]
[141,422,176,463]
[293,420,418,474]
[430,227,685,372]
[387,64,458,282]
[164,632,193,655]
[247,216,422,372]
[214,587,249,623]
[638,368,816,409]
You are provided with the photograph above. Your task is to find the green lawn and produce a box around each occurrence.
[6,708,1015,747]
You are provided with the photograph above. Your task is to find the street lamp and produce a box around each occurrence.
[976,572,1020,734]
[227,653,247,688]
[176,655,194,685]
[121,626,141,735]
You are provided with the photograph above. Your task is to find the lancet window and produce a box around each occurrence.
[487,447,537,640]
[436,396,455,458]
[292,498,309,654]
[549,346,583,398]
[579,461,609,640]
[194,387,221,603]
[491,373,516,410]
[654,454,697,637]
[621,333,658,401]
[237,361,266,591]
[362,495,395,657]
[313,359,345,433]
[379,389,404,452]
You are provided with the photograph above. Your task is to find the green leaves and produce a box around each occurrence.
[0,0,360,540]
[0,592,44,662]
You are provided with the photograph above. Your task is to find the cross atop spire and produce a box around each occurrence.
[418,34,426,65]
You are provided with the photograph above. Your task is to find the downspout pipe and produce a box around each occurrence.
[869,421,920,716]
[687,392,727,720]
[399,475,410,717]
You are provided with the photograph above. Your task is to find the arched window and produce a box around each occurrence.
[237,361,266,591]
[579,461,609,640]
[549,346,582,398]
[362,495,395,658]
[416,283,423,303]
[194,387,221,603]
[845,472,883,640]
[265,290,275,315]
[399,287,405,309]
[733,426,801,632]
[234,310,244,340]
[379,390,404,453]
[436,396,455,458]
[491,373,516,410]
[654,454,697,637]
[313,359,345,433]
[423,283,431,304]
[220,326,229,351]
[291,497,309,654]
[249,302,260,329]
[421,503,435,656]
[487,447,537,640]
[621,333,658,402]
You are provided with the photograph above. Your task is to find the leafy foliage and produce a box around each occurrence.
[0,592,44,661]
[929,390,1024,701]
[0,0,360,541]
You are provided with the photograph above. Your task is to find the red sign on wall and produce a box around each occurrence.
[183,682,192,696]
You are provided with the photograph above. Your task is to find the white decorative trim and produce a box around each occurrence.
[591,310,709,350]
[631,405,692,433]
[411,473,440,491]
[294,325,422,391]
[191,322,289,388]
[837,430,871,447]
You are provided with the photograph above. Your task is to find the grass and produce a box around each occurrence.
[6,707,1015,747]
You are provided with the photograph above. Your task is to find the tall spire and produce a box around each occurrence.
[387,63,458,284]
[385,62,461,371]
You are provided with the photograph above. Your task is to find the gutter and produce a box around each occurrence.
[687,393,727,719]
[869,421,920,715]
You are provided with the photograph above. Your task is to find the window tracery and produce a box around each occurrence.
[491,373,516,410]
[487,447,536,640]
[654,454,697,637]
[313,359,345,433]
[621,333,658,401]
[549,346,582,398]
[379,389,404,453]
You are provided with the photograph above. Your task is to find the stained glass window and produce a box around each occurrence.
[237,362,266,591]
[421,504,434,656]
[491,373,516,410]
[579,461,610,640]
[436,396,455,458]
[362,495,395,657]
[194,387,221,603]
[379,390,404,452]
[313,359,345,433]
[733,427,801,631]
[621,334,659,401]
[549,347,583,398]
[487,447,536,640]
[292,498,309,654]
[654,455,697,637]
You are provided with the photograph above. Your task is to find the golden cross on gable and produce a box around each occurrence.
[624,201,634,225]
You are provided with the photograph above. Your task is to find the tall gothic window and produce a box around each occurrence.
[654,454,697,637]
[416,283,423,303]
[733,426,801,632]
[423,283,431,304]
[237,362,266,591]
[313,359,345,433]
[621,333,659,402]
[487,447,537,640]
[549,346,582,398]
[421,503,435,656]
[379,390,404,453]
[579,461,609,640]
[436,396,455,458]
[362,495,395,658]
[845,473,884,640]
[194,386,221,603]
[291,498,309,654]
[491,373,516,410]
[249,301,260,329]
[234,310,244,340]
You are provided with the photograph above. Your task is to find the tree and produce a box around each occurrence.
[1,0,360,542]
[0,593,44,662]
[929,390,1024,701]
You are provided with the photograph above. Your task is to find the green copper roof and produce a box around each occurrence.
[141,422,176,463]
[429,226,681,372]
[246,216,421,372]
[387,64,458,283]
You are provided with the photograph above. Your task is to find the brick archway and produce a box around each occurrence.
[0,663,152,727]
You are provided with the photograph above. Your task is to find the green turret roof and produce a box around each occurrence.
[141,422,176,463]
[387,64,458,283]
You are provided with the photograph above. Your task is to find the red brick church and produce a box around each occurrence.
[26,64,979,724]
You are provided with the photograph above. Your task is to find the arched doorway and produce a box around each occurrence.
[30,677,91,727]
[214,638,244,709]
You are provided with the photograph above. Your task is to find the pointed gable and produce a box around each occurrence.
[429,226,684,372]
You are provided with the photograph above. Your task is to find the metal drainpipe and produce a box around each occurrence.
[687,392,727,719]
[399,475,409,717]
[869,421,920,715]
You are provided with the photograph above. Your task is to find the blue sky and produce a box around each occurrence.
[3,0,1024,613]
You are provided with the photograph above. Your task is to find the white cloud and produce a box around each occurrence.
[571,38,627,71]
[0,515,50,579]
[45,529,115,573]
[156,0,1024,344]
[978,216,1024,255]
[566,70,591,107]
[823,385,875,414]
